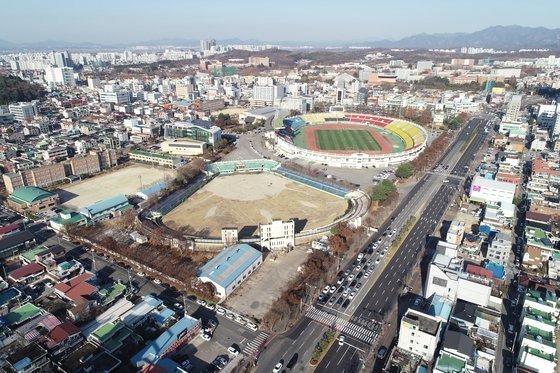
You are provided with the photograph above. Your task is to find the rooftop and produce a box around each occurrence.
[402,309,440,335]
[80,194,129,217]
[197,244,262,288]
[9,186,55,204]
[1,303,43,326]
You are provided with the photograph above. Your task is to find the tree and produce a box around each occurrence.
[419,109,433,126]
[369,180,397,202]
[0,74,45,105]
[395,163,414,179]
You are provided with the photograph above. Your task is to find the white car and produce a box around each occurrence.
[226,313,235,320]
[349,292,356,299]
[197,299,207,306]
[174,302,183,310]
[153,279,161,285]
[227,346,239,356]
[380,252,385,257]
[201,333,212,341]
[322,285,330,294]
[338,335,345,345]
[329,285,336,294]
[343,288,350,297]
[337,277,344,285]
[364,272,369,278]
[375,258,380,264]
[216,307,226,315]
[347,274,355,281]
[246,322,258,331]
[45,281,53,288]
[136,272,145,277]
[273,362,283,373]
[205,303,216,311]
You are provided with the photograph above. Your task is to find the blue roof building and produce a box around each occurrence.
[130,316,200,368]
[79,194,132,222]
[197,244,262,299]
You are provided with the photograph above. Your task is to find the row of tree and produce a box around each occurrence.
[444,112,470,130]
[368,179,397,202]
[328,223,358,256]
[409,131,452,174]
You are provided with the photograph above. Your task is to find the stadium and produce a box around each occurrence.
[275,113,428,168]
[153,159,368,241]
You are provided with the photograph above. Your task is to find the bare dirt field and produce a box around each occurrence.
[57,164,175,210]
[225,248,309,320]
[163,172,348,237]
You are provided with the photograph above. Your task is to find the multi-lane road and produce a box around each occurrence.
[256,116,491,372]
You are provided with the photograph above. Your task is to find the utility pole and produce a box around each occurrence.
[91,249,97,272]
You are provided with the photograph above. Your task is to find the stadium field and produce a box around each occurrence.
[314,129,381,151]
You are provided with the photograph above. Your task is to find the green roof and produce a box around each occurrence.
[435,351,466,372]
[50,211,88,225]
[90,321,123,343]
[20,246,49,262]
[1,303,42,326]
[100,283,126,305]
[10,186,56,204]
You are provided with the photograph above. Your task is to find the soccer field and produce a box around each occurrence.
[314,129,381,151]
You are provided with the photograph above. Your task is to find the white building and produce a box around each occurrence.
[259,219,295,251]
[42,146,68,161]
[536,104,558,129]
[446,221,465,246]
[8,102,39,122]
[486,230,512,265]
[44,66,75,87]
[397,309,442,361]
[197,244,262,299]
[99,90,131,105]
[469,175,516,205]
[504,94,523,122]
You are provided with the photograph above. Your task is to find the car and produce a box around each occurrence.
[338,336,345,345]
[360,257,366,264]
[367,259,373,265]
[344,269,351,276]
[216,307,226,315]
[201,333,212,341]
[414,297,422,307]
[286,353,299,370]
[350,280,357,287]
[357,253,364,260]
[154,279,161,285]
[337,277,344,285]
[206,303,216,311]
[342,299,350,308]
[380,252,385,257]
[226,313,235,320]
[329,285,336,294]
[349,292,356,299]
[364,272,369,278]
[227,346,239,356]
[375,258,380,264]
[337,286,344,293]
[367,248,374,254]
[137,272,145,277]
[357,271,363,279]
[392,229,396,234]
[336,297,343,305]
[174,302,184,310]
[343,288,350,296]
[318,293,326,302]
[356,282,363,289]
[323,285,330,294]
[354,265,361,271]
[273,362,283,373]
[246,322,258,331]
[377,346,387,359]
[197,299,207,306]
[377,238,382,243]
[508,323,515,334]
[328,297,336,306]
[347,274,355,281]
[45,281,53,288]
[363,265,369,272]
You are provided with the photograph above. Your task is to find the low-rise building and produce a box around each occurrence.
[129,150,186,168]
[446,221,465,246]
[197,243,262,299]
[397,308,442,361]
[259,219,295,252]
[486,230,513,265]
[79,194,132,223]
[6,186,60,214]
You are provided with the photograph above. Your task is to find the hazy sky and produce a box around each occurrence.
[2,0,559,44]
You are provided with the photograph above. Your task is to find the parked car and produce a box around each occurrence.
[273,362,283,373]
[338,336,345,345]
[227,346,239,356]
[377,346,387,359]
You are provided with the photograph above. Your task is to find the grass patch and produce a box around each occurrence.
[314,129,381,151]
[310,330,336,365]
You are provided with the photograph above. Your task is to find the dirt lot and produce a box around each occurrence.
[163,173,348,237]
[56,164,175,210]
[225,248,309,320]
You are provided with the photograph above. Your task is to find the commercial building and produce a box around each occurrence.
[131,316,201,368]
[129,150,186,168]
[0,230,36,259]
[42,146,68,162]
[469,175,516,205]
[8,101,39,122]
[163,119,221,145]
[197,244,262,299]
[7,186,60,214]
[397,308,443,361]
[79,194,132,223]
[504,94,523,122]
[259,219,295,251]
[99,90,131,105]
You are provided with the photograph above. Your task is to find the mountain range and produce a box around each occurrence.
[1,26,559,51]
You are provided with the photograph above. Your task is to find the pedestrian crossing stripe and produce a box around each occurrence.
[242,332,269,356]
[305,306,378,345]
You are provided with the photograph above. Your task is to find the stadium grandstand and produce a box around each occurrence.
[275,167,349,198]
[274,113,427,168]
[205,159,280,174]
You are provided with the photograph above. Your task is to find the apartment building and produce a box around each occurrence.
[69,154,101,176]
[3,163,66,193]
[8,101,39,122]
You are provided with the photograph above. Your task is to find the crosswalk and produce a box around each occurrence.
[243,332,269,356]
[305,306,378,345]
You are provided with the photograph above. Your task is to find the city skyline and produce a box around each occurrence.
[2,0,560,44]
